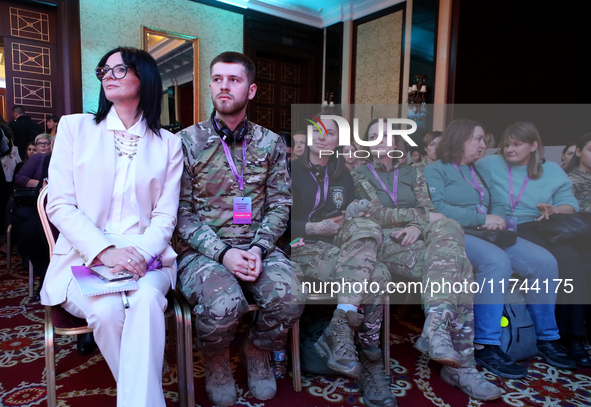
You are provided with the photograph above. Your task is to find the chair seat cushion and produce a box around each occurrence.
[51,306,88,329]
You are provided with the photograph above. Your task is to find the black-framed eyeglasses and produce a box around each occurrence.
[95,64,132,81]
[36,141,51,147]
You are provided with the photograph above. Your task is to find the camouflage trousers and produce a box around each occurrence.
[177,246,304,356]
[292,218,390,352]
[379,218,475,366]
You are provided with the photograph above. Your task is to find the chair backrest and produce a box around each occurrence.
[37,185,59,257]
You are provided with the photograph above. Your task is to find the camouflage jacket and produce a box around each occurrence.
[176,119,291,265]
[569,167,591,214]
[411,157,429,173]
[352,161,433,233]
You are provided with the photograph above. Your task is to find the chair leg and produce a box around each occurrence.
[45,307,57,407]
[29,261,34,298]
[172,296,187,407]
[291,320,302,392]
[173,290,194,407]
[6,225,11,273]
[165,313,174,359]
[383,296,390,374]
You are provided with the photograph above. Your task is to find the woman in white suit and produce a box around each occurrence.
[40,47,183,407]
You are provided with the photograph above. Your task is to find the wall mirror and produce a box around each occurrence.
[141,26,199,132]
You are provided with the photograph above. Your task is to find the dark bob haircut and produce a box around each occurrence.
[436,119,483,164]
[210,52,256,85]
[94,46,162,136]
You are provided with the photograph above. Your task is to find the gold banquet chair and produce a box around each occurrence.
[37,185,193,407]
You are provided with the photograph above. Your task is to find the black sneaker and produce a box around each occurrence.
[567,340,591,367]
[474,345,528,379]
[537,340,577,369]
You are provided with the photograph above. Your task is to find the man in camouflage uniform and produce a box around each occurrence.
[176,52,303,407]
[353,163,501,400]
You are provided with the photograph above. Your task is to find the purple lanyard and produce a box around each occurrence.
[452,163,485,203]
[308,166,329,220]
[366,163,399,206]
[508,165,529,214]
[221,138,247,194]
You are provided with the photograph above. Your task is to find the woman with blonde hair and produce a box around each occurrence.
[478,121,591,367]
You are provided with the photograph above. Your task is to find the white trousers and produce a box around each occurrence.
[62,270,171,407]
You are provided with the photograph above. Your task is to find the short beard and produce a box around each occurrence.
[213,95,249,117]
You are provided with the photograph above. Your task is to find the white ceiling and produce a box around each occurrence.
[216,0,405,27]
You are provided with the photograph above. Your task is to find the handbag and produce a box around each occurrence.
[464,227,517,247]
[535,213,591,242]
[464,166,518,247]
[13,187,39,207]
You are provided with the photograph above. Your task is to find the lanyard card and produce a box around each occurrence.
[506,215,518,233]
[233,196,252,224]
[476,204,487,215]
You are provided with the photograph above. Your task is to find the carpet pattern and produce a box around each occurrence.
[1,254,591,407]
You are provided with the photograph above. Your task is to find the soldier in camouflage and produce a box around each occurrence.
[175,52,303,407]
[291,117,395,407]
[351,120,501,401]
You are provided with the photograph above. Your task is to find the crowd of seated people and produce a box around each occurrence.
[22,44,591,407]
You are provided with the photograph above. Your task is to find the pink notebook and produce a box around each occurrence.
[71,266,138,297]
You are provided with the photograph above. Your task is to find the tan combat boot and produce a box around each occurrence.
[416,311,461,368]
[441,365,502,400]
[203,348,237,407]
[356,351,398,407]
[240,338,277,400]
[315,308,364,379]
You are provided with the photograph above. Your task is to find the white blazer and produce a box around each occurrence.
[40,113,183,306]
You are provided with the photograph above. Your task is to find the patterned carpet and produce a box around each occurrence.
[1,253,591,407]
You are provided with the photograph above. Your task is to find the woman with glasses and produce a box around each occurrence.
[14,134,52,188]
[40,47,183,407]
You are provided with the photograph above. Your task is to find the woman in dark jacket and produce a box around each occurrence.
[291,116,395,407]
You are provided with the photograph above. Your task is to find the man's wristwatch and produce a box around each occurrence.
[249,243,268,260]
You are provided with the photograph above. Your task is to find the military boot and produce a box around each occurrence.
[441,365,502,401]
[357,351,397,407]
[240,338,277,400]
[315,308,364,379]
[417,311,461,368]
[203,348,237,407]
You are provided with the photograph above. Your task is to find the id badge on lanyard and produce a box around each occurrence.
[506,215,518,233]
[221,138,252,224]
[233,196,252,224]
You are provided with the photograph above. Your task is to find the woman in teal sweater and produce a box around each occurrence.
[424,119,574,380]
[477,121,591,367]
